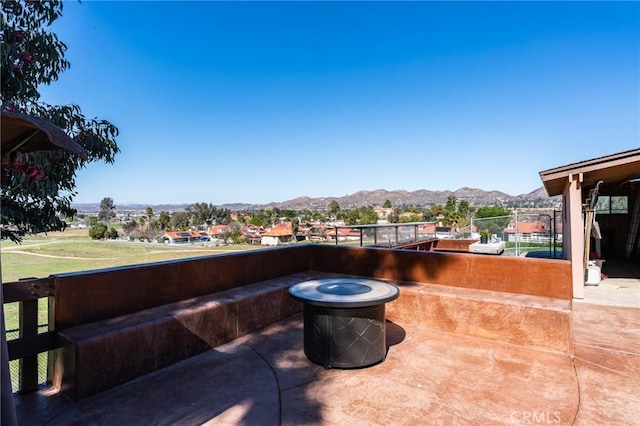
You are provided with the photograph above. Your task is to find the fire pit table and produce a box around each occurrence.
[289,278,399,369]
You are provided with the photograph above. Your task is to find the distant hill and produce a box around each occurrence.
[258,187,558,210]
[73,186,559,213]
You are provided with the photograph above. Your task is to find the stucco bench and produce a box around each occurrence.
[385,281,572,354]
[55,275,308,400]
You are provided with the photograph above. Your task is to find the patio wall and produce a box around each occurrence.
[54,246,311,329]
[51,244,573,398]
[309,245,572,299]
[54,244,571,330]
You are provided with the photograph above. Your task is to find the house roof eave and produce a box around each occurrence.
[539,148,640,196]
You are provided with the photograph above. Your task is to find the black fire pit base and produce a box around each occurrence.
[303,304,386,369]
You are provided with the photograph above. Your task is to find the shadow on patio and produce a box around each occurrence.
[7,245,640,425]
[15,302,639,425]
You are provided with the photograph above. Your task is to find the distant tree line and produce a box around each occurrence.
[87,195,513,241]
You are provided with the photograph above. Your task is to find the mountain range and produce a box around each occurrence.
[72,186,558,213]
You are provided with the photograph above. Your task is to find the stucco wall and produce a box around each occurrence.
[54,243,572,330]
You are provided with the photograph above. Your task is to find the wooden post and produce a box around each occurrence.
[19,299,39,392]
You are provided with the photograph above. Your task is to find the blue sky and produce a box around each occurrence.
[40,1,639,206]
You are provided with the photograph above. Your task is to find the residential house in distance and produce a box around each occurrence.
[163,230,206,244]
[208,224,229,238]
[261,222,295,246]
[373,206,394,221]
[243,224,264,245]
[300,222,327,241]
[323,226,362,242]
[502,221,551,243]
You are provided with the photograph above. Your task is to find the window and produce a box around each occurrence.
[595,196,628,214]
[611,196,628,214]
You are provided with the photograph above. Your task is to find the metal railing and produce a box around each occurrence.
[332,222,437,247]
[468,210,563,257]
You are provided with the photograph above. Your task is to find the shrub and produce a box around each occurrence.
[89,222,107,239]
[107,226,119,239]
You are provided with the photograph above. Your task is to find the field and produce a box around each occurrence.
[0,228,267,283]
[1,229,267,331]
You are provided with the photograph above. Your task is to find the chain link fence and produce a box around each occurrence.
[455,210,563,258]
[6,324,49,392]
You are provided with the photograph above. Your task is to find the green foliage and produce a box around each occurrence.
[249,210,269,227]
[343,206,378,226]
[474,206,511,235]
[122,219,138,234]
[310,210,326,222]
[430,205,443,215]
[359,207,379,225]
[343,207,360,226]
[280,209,297,220]
[383,199,392,208]
[422,208,436,221]
[186,202,230,228]
[1,0,120,243]
[170,211,190,230]
[327,200,340,216]
[458,200,470,217]
[441,196,470,227]
[444,196,457,215]
[387,209,400,223]
[399,214,424,223]
[230,230,245,244]
[98,197,116,223]
[107,226,118,239]
[157,211,171,230]
[1,1,69,101]
[475,206,510,218]
[89,222,107,239]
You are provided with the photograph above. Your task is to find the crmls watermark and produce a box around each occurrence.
[510,410,562,424]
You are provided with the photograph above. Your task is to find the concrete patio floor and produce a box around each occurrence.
[14,296,639,425]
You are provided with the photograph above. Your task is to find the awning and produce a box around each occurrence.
[1,111,87,164]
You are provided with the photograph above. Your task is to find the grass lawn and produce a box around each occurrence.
[1,229,267,332]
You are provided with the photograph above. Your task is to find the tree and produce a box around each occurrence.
[387,208,400,224]
[443,195,458,225]
[89,222,107,239]
[458,200,470,217]
[170,211,190,230]
[122,219,138,236]
[327,200,340,218]
[399,213,423,223]
[98,197,116,224]
[291,217,299,238]
[1,1,120,243]
[249,210,268,227]
[422,207,436,221]
[138,216,146,230]
[359,206,379,225]
[383,199,392,208]
[475,206,511,236]
[107,226,118,239]
[227,221,244,244]
[343,207,360,226]
[157,210,170,230]
[186,202,230,228]
[145,207,153,229]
